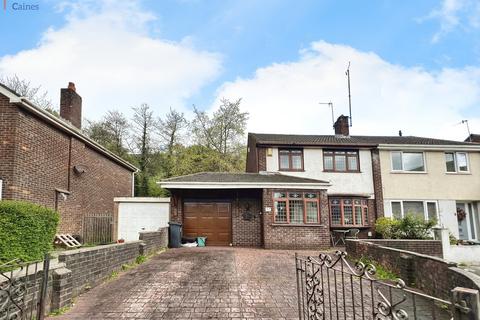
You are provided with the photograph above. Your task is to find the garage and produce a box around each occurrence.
[183,201,231,246]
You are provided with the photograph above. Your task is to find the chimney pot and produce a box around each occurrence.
[67,82,76,92]
[333,115,350,136]
[399,130,403,137]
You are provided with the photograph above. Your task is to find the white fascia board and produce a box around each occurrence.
[378,144,480,152]
[159,181,330,190]
[114,197,171,203]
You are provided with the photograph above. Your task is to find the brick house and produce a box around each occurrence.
[161,115,480,249]
[161,172,331,249]
[0,82,137,237]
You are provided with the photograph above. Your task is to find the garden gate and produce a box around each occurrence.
[0,255,50,320]
[296,251,479,320]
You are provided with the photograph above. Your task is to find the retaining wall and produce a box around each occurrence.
[346,239,480,300]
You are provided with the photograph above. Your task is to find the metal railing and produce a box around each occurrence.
[296,251,477,320]
[0,254,50,320]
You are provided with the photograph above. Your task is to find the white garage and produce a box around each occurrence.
[114,197,170,242]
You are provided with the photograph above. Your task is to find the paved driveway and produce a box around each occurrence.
[51,247,317,320]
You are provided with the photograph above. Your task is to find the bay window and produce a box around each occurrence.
[390,200,438,221]
[273,191,319,224]
[391,151,425,172]
[329,198,369,227]
[323,150,359,172]
[279,149,303,171]
[445,152,469,173]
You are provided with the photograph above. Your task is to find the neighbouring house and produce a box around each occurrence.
[0,82,137,237]
[160,172,330,249]
[378,136,480,241]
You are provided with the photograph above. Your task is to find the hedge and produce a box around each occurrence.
[0,200,59,263]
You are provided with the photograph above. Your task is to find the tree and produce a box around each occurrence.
[157,108,188,177]
[0,75,55,113]
[84,111,129,157]
[192,98,248,155]
[131,103,157,196]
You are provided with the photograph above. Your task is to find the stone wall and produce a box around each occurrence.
[346,239,480,300]
[139,228,168,254]
[364,239,443,258]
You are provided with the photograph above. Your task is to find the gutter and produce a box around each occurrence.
[377,144,480,151]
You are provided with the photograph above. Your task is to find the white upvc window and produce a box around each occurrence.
[0,179,2,200]
[391,151,426,173]
[445,152,469,173]
[390,200,438,221]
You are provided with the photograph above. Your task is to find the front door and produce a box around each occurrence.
[183,201,232,246]
[457,202,480,241]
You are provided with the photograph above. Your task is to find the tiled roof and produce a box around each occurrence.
[249,133,476,147]
[162,172,329,184]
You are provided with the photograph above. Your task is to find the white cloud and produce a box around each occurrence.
[0,0,222,120]
[212,41,480,141]
[424,0,480,43]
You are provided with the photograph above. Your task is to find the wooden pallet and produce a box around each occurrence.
[55,234,81,248]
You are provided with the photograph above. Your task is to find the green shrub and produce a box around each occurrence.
[0,200,59,263]
[375,214,436,239]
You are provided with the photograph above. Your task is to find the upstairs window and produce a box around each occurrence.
[279,149,303,171]
[445,152,469,173]
[391,151,425,172]
[323,150,359,172]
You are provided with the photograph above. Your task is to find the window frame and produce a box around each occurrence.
[390,151,426,173]
[329,198,369,227]
[278,149,304,171]
[323,149,360,172]
[445,152,470,173]
[273,191,320,224]
[390,200,438,221]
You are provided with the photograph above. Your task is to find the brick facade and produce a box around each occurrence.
[0,91,134,236]
[262,188,331,249]
[371,148,385,219]
[232,197,262,247]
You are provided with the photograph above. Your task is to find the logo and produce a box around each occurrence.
[3,1,40,11]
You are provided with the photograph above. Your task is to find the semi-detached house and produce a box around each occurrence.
[161,115,480,248]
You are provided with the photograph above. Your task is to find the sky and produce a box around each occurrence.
[0,0,479,140]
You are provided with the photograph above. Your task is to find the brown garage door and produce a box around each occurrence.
[183,202,231,246]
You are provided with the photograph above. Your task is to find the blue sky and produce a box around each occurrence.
[0,0,479,139]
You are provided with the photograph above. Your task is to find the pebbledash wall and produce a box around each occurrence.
[0,91,134,235]
[8,229,168,315]
[346,239,480,300]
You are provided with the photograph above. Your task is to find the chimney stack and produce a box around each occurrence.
[60,82,82,129]
[333,115,349,136]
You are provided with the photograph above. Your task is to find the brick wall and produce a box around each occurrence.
[246,134,258,173]
[232,197,262,247]
[346,239,480,300]
[139,228,168,254]
[262,188,331,249]
[364,239,443,257]
[257,147,267,171]
[0,94,133,235]
[0,95,17,200]
[371,149,384,219]
[57,241,141,296]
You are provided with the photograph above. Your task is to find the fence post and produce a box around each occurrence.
[452,287,480,320]
[37,253,50,320]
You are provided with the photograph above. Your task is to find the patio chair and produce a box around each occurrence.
[345,228,360,240]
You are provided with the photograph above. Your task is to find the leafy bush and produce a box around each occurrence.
[0,200,59,263]
[375,214,436,239]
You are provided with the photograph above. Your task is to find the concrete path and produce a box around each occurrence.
[49,247,318,320]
